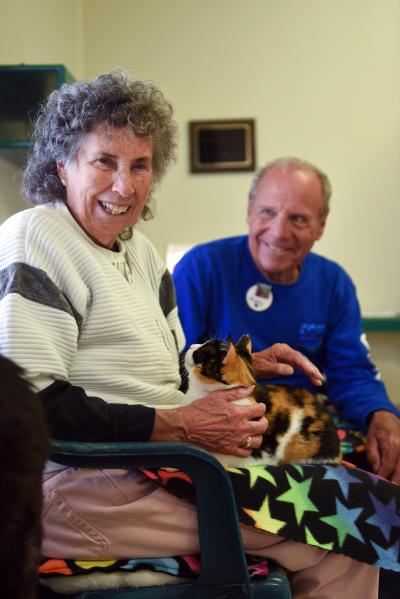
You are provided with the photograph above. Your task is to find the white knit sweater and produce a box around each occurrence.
[0,201,185,409]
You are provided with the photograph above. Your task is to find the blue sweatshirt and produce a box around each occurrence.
[173,235,399,431]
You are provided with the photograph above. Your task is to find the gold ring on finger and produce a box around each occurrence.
[244,435,252,450]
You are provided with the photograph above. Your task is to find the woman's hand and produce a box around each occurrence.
[151,387,268,457]
[251,343,323,386]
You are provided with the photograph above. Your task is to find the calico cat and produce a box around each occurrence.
[0,355,49,599]
[183,335,340,468]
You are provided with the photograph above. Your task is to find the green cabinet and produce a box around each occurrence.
[0,65,74,148]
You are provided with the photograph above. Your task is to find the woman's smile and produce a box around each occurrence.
[98,200,131,216]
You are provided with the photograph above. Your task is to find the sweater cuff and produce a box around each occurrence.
[40,380,155,442]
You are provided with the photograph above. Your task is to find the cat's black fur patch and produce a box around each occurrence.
[193,339,231,384]
[263,410,291,454]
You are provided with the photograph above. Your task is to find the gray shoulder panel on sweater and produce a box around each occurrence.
[159,269,176,318]
[0,262,83,333]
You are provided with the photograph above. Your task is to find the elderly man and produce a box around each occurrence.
[173,157,400,485]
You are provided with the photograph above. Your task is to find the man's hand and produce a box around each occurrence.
[252,343,323,386]
[366,410,400,484]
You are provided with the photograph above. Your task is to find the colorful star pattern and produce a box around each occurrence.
[370,540,400,570]
[247,465,277,488]
[276,473,318,525]
[141,460,400,573]
[305,526,334,551]
[322,465,364,500]
[365,496,400,542]
[227,465,278,488]
[321,499,364,546]
[243,494,285,534]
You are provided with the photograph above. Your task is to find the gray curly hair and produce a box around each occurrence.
[22,71,178,221]
[248,157,332,218]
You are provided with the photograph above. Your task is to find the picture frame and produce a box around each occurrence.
[189,119,255,173]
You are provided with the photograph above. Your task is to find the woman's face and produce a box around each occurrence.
[57,123,153,248]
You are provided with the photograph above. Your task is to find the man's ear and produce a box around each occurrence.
[56,162,67,186]
[316,214,328,240]
[246,205,252,226]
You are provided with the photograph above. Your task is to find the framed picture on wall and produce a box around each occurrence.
[189,119,255,173]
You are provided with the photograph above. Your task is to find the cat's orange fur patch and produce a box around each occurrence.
[283,433,322,462]
[221,344,256,393]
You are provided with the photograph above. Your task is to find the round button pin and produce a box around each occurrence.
[245,283,273,312]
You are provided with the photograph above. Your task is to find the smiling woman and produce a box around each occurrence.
[57,124,154,248]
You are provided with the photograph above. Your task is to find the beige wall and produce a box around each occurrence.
[0,0,399,400]
[368,332,400,406]
[0,0,83,221]
[80,0,400,317]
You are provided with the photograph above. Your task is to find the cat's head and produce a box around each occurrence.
[185,335,256,390]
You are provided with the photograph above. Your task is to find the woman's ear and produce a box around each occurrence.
[56,162,67,186]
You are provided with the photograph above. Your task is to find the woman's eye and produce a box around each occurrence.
[96,157,112,168]
[134,162,148,171]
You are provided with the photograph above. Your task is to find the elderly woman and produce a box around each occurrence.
[0,72,378,598]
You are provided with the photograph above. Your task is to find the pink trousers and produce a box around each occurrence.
[42,467,379,599]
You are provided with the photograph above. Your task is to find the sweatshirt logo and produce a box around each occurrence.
[246,283,273,311]
[299,323,326,351]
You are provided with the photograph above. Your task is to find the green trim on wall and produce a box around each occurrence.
[362,317,400,332]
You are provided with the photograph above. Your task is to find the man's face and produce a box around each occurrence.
[247,166,327,284]
[58,123,153,249]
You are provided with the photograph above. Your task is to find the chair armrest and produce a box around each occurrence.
[50,440,250,588]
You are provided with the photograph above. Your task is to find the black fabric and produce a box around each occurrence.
[178,350,189,393]
[39,380,155,442]
[142,461,400,571]
[379,568,400,599]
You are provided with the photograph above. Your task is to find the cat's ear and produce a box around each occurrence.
[222,342,237,366]
[236,334,252,355]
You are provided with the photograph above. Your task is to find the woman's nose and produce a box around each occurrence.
[112,170,134,196]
